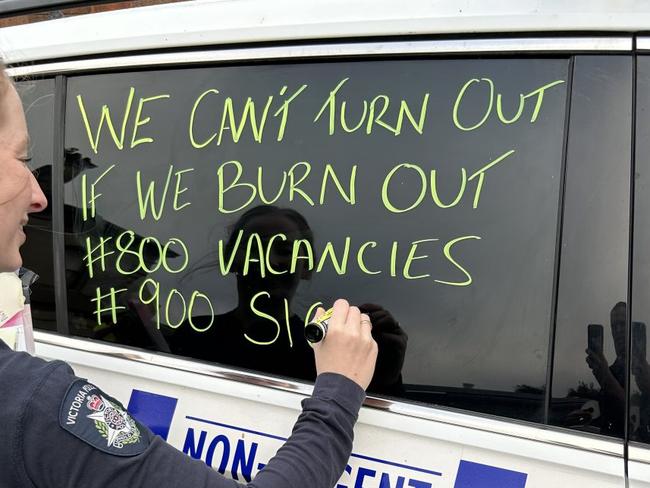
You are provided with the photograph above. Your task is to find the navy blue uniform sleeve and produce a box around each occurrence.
[19,360,365,488]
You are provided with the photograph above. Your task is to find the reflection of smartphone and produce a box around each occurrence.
[588,324,604,353]
[633,322,647,360]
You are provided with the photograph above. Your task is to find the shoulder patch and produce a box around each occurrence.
[59,379,150,456]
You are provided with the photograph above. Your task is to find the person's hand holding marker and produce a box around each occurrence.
[311,299,378,390]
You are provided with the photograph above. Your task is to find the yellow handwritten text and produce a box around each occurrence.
[453,78,565,131]
[381,149,515,213]
[189,84,308,148]
[136,165,194,221]
[247,293,322,347]
[218,231,480,286]
[110,231,189,276]
[216,160,357,214]
[77,88,170,154]
[138,278,214,331]
[314,77,430,136]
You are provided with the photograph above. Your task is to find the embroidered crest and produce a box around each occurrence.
[86,393,142,449]
[59,379,150,456]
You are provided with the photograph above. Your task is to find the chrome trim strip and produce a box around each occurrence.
[35,331,623,457]
[7,37,632,77]
[34,331,314,395]
[629,443,650,464]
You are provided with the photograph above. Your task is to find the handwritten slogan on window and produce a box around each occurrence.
[65,59,568,349]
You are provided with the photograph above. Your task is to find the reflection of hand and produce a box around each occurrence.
[586,348,625,405]
[565,400,600,427]
[586,348,610,384]
[359,303,408,390]
[312,299,378,390]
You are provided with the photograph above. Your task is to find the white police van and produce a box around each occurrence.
[2,1,650,486]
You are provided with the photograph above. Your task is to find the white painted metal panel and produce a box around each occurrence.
[0,0,641,64]
[35,338,626,487]
[629,446,650,488]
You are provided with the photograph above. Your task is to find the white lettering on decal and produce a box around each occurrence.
[66,389,89,425]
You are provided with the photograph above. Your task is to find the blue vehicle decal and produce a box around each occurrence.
[129,390,528,487]
[127,389,178,441]
[453,460,527,488]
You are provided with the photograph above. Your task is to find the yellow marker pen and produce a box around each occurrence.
[304,308,334,344]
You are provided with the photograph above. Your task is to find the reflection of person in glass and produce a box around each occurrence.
[584,302,626,436]
[632,320,650,441]
[168,205,407,393]
[581,301,650,440]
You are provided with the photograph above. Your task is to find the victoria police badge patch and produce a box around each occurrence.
[59,379,150,456]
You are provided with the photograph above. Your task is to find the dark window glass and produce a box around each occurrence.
[63,59,569,421]
[550,56,632,439]
[16,79,57,332]
[631,56,650,445]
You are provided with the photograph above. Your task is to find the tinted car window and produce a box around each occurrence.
[631,55,650,445]
[16,79,57,332]
[550,56,632,438]
[63,59,569,420]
